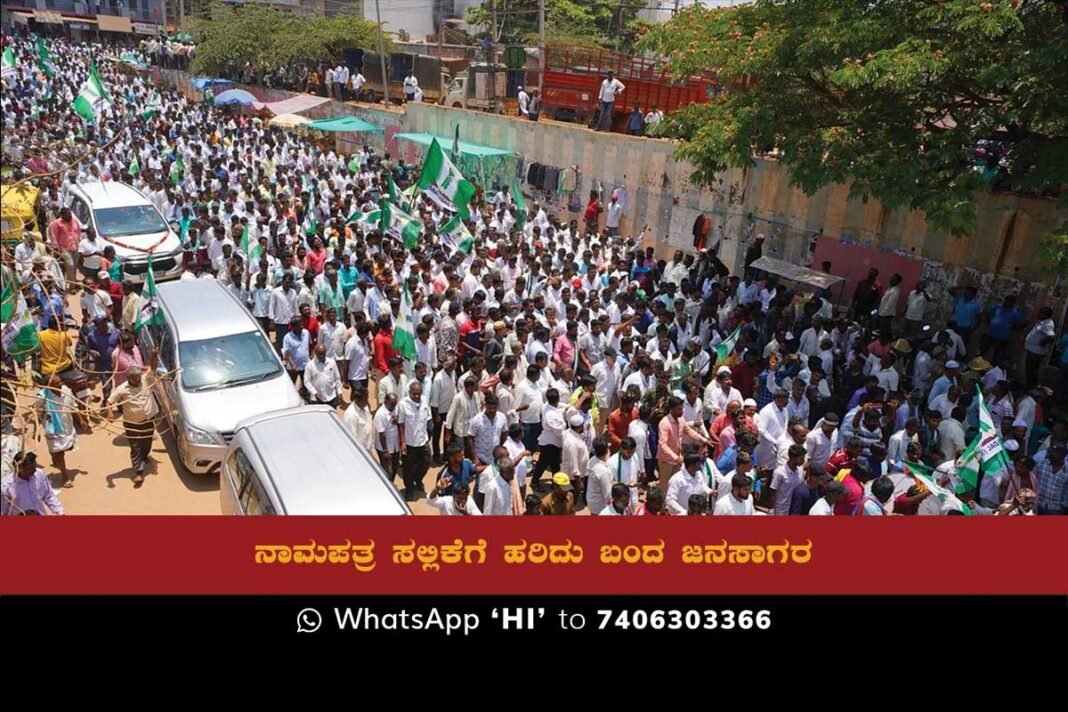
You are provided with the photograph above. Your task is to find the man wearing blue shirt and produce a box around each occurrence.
[950,285,983,344]
[982,294,1025,362]
[282,316,311,399]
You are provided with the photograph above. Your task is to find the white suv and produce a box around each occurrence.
[65,182,184,284]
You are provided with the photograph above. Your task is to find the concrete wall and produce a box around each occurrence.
[157,69,1067,320]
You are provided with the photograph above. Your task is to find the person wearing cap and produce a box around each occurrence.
[808,479,846,515]
[960,355,991,395]
[539,472,576,515]
[562,412,590,504]
[704,365,743,422]
[928,359,960,406]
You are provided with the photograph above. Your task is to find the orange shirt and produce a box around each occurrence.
[607,407,637,451]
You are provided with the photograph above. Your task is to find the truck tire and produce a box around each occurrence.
[452,102,463,108]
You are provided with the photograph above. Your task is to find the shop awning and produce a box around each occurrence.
[269,113,312,128]
[307,116,384,133]
[393,133,515,158]
[255,94,331,115]
[748,256,843,290]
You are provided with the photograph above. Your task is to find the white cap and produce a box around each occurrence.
[717,366,732,377]
[1004,439,1020,452]
[1012,419,1028,429]
[569,414,584,427]
[946,360,960,369]
[743,398,757,408]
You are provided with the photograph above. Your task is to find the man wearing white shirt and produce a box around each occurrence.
[665,453,712,515]
[887,418,919,466]
[428,478,482,516]
[430,359,458,463]
[606,437,642,512]
[808,480,846,515]
[713,472,757,515]
[373,394,401,483]
[596,71,626,131]
[703,366,743,421]
[805,414,839,474]
[304,344,343,407]
[341,322,370,391]
[756,388,790,467]
[590,347,622,423]
[770,444,807,515]
[397,381,432,501]
[604,194,624,237]
[344,386,374,451]
[468,396,509,466]
[799,316,828,358]
[350,70,366,99]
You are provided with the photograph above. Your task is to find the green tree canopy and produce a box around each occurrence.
[639,0,1068,236]
[187,2,386,76]
[466,0,650,52]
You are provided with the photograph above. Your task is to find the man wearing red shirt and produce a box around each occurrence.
[606,392,639,452]
[458,313,483,365]
[99,273,125,323]
[306,237,328,275]
[834,460,870,515]
[49,207,81,286]
[824,437,862,477]
[731,350,761,399]
[299,303,320,349]
[372,313,397,376]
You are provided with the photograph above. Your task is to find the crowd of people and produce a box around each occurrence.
[2,33,1066,517]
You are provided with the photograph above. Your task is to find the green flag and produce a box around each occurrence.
[378,200,422,250]
[903,461,974,515]
[714,326,742,365]
[387,174,399,204]
[513,181,527,229]
[128,151,141,176]
[304,210,318,237]
[440,214,473,253]
[36,38,56,79]
[392,282,418,362]
[1,47,15,82]
[135,256,165,330]
[170,155,185,184]
[1,276,40,363]
[955,386,1013,496]
[415,138,476,219]
[72,62,111,122]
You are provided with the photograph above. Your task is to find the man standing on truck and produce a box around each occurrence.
[404,70,419,103]
[518,85,530,118]
[596,70,626,131]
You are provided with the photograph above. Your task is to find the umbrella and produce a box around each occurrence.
[269,113,311,129]
[213,89,258,106]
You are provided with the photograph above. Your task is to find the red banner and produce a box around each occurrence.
[2,517,1065,594]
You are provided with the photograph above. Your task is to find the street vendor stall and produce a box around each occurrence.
[748,255,848,312]
[392,132,517,194]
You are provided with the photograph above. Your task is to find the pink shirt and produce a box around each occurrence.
[111,346,144,387]
[553,335,576,370]
[657,414,705,465]
[49,217,81,252]
[715,423,738,461]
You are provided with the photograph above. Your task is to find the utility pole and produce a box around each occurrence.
[374,0,390,105]
[437,0,444,58]
[160,0,168,34]
[490,0,497,110]
[179,0,184,31]
[538,0,545,92]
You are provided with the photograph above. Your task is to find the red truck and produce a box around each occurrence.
[540,45,720,132]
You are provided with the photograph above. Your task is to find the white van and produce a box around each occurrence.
[140,280,302,475]
[221,406,412,515]
[66,181,184,284]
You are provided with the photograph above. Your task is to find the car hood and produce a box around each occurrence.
[107,230,181,258]
[178,374,302,434]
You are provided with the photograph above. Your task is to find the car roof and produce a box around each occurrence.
[237,407,410,515]
[69,181,152,209]
[157,280,258,342]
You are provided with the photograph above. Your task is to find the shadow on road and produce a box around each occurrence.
[157,425,219,494]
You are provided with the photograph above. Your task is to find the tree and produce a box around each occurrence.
[638,0,1068,237]
[466,0,650,52]
[187,2,385,77]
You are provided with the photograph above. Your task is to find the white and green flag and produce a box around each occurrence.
[36,39,56,79]
[1,277,40,363]
[904,461,974,516]
[378,200,423,250]
[439,214,474,253]
[142,90,162,119]
[714,325,742,365]
[72,63,112,122]
[1,47,16,82]
[392,282,417,362]
[135,256,165,330]
[955,386,1013,494]
[128,150,141,176]
[415,138,476,220]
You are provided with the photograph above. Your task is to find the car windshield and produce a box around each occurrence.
[179,331,282,391]
[93,205,167,238]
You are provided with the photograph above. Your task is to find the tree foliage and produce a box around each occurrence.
[466,0,650,52]
[187,2,386,76]
[638,0,1068,236]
